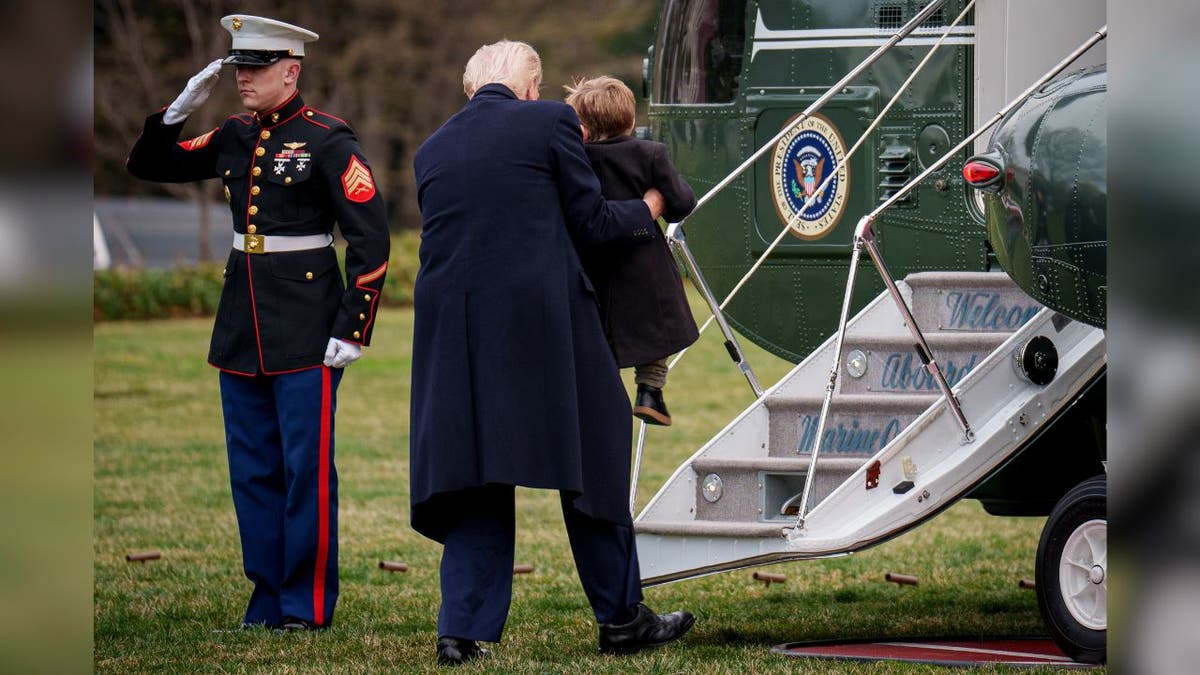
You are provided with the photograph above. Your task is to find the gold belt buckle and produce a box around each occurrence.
[244,233,264,254]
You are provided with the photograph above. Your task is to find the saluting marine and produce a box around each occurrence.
[127,15,390,631]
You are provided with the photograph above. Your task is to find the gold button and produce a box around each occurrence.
[252,166,262,177]
[305,110,314,117]
[255,147,265,157]
[353,331,361,339]
[247,224,257,234]
[251,186,260,196]
[271,113,280,123]
[284,177,292,184]
[363,294,371,302]
[359,313,366,320]
[248,205,259,216]
[224,169,231,176]
[305,272,314,280]
[222,268,226,274]
[260,130,271,140]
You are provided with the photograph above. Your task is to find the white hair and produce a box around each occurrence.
[462,40,542,98]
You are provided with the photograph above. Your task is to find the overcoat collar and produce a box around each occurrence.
[472,83,519,101]
[588,135,633,146]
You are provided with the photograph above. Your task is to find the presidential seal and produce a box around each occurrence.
[770,113,849,240]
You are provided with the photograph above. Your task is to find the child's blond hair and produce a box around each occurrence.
[564,76,635,141]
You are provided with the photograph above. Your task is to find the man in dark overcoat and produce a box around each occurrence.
[410,39,696,665]
[126,15,390,631]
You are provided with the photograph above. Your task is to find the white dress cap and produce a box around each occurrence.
[220,15,319,58]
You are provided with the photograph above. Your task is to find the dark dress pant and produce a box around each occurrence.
[437,484,643,641]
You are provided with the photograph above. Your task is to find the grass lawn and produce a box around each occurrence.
[94,301,1096,673]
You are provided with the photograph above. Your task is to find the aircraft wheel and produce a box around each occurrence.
[1035,474,1106,664]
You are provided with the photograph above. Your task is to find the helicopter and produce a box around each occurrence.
[630,0,1107,663]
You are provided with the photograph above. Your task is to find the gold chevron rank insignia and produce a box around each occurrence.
[341,155,376,203]
[178,128,216,151]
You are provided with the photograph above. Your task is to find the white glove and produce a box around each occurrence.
[324,338,362,368]
[163,59,224,125]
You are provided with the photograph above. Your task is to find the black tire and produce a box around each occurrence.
[1035,474,1107,664]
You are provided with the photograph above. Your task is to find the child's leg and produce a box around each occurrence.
[633,359,669,390]
[633,359,672,426]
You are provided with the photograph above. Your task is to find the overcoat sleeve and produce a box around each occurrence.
[652,142,698,224]
[548,105,654,248]
[126,111,221,183]
[319,127,392,346]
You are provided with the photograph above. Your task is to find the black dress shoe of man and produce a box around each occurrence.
[436,636,491,666]
[633,385,672,426]
[275,616,328,632]
[598,603,695,655]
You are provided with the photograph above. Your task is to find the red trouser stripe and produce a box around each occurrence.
[313,366,332,625]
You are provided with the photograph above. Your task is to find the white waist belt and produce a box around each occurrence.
[232,232,333,254]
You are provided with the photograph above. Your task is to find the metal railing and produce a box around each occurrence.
[791,24,1108,530]
[630,0,952,515]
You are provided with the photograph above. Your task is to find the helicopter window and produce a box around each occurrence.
[877,5,904,30]
[654,0,745,104]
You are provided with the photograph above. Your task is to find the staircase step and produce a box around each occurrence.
[693,456,865,473]
[834,333,1007,395]
[690,456,868,523]
[905,272,1041,333]
[636,519,787,539]
[764,394,937,457]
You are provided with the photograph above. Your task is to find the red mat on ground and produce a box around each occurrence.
[772,637,1098,668]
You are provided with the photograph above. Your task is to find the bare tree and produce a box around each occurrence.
[95,0,240,262]
[95,0,658,236]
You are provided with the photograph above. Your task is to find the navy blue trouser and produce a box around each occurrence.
[437,484,644,642]
[219,366,343,627]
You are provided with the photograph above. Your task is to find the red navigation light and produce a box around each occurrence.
[963,161,1001,186]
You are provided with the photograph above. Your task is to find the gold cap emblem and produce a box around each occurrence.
[232,17,242,31]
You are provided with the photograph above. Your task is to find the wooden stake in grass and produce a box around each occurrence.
[753,571,786,587]
[513,564,534,575]
[1019,578,1036,589]
[125,551,161,562]
[378,561,408,573]
[885,572,918,586]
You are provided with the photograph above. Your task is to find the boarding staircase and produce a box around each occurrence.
[633,270,1106,584]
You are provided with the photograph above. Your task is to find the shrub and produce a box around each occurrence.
[94,231,421,321]
[93,265,225,321]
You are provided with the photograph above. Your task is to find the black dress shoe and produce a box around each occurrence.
[598,603,695,655]
[275,616,329,632]
[437,636,491,666]
[633,385,672,426]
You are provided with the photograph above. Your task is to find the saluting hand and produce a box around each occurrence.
[324,338,363,368]
[163,59,224,125]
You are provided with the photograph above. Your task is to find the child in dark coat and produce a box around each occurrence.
[565,76,698,426]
